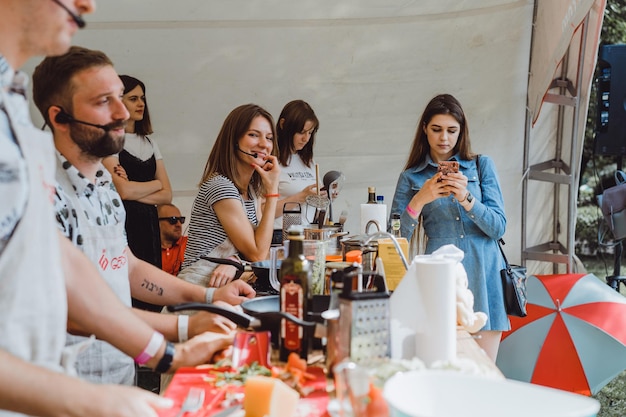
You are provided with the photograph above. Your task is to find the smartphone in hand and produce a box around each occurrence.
[437,161,459,181]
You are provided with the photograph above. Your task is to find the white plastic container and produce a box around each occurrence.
[383,370,600,417]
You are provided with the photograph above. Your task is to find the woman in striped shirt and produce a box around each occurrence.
[179,104,281,289]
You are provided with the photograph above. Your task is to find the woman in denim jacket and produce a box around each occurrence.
[390,93,508,360]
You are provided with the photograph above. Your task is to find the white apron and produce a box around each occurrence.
[177,238,239,287]
[56,161,135,385]
[0,90,67,417]
[178,192,260,287]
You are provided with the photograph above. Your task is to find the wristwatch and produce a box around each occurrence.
[466,192,474,204]
[155,342,175,373]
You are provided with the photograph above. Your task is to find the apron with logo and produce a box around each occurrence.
[0,90,67,379]
[56,161,135,385]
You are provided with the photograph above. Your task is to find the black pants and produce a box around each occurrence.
[136,365,160,394]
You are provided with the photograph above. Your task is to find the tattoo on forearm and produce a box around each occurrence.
[141,279,164,296]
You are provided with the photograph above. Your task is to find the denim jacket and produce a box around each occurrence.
[390,153,506,241]
[389,153,509,330]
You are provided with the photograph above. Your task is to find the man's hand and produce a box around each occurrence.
[87,384,173,417]
[188,301,238,336]
[170,331,235,371]
[214,280,255,305]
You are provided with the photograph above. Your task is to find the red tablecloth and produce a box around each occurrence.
[159,366,331,417]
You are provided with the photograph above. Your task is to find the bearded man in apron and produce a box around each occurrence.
[31,46,256,389]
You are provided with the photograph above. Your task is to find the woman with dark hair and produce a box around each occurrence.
[270,100,321,243]
[389,93,508,360]
[179,104,280,288]
[103,75,172,308]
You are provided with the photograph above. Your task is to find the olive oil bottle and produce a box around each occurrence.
[279,226,311,361]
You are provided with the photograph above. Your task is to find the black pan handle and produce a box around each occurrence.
[166,302,319,330]
[253,311,318,329]
[167,302,259,329]
[200,256,245,271]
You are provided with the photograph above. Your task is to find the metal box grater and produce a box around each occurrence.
[282,202,302,242]
[338,290,390,364]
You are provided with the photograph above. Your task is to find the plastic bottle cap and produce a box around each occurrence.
[345,250,363,263]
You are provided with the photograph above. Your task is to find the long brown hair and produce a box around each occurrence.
[199,104,276,194]
[404,94,474,170]
[276,100,319,167]
[120,75,153,137]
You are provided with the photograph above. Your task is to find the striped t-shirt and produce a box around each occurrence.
[182,174,258,268]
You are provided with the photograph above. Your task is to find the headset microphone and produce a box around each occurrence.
[51,0,86,29]
[236,146,258,158]
[55,111,112,132]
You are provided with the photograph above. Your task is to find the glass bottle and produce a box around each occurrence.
[367,186,377,204]
[391,213,402,238]
[279,226,311,361]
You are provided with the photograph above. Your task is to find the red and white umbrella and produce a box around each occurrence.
[496,273,626,395]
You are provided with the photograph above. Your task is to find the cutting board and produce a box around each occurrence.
[159,365,331,417]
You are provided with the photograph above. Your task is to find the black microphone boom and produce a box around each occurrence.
[69,118,111,132]
[236,146,258,158]
[51,0,86,28]
[55,111,111,132]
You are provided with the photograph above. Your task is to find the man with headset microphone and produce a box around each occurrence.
[32,45,256,390]
[0,1,226,417]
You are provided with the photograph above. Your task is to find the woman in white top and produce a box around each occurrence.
[103,75,173,311]
[271,100,321,243]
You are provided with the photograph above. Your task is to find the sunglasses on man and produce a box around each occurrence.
[158,216,186,225]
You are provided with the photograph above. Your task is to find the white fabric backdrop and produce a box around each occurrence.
[23,0,603,269]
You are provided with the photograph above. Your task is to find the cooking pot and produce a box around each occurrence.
[167,294,329,347]
[340,237,378,272]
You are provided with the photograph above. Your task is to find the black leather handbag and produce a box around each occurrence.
[498,239,528,317]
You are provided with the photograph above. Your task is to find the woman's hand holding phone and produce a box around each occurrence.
[437,161,459,181]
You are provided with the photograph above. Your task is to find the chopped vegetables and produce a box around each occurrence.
[202,354,321,397]
[203,361,272,387]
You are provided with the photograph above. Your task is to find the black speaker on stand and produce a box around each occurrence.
[595,44,626,291]
[595,44,626,156]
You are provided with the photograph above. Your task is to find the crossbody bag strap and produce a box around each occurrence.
[481,156,511,268]
[475,154,482,188]
[497,238,511,268]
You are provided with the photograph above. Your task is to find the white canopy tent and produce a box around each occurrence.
[25,0,606,273]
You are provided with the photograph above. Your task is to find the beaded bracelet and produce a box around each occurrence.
[134,331,164,365]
